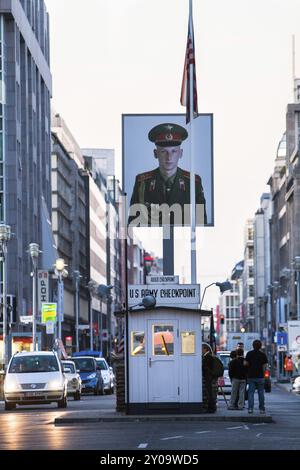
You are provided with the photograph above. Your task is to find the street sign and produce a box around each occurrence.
[78,324,90,330]
[46,321,54,335]
[278,345,287,352]
[38,271,49,313]
[277,332,288,346]
[41,303,57,324]
[128,284,200,306]
[146,275,179,284]
[20,315,33,324]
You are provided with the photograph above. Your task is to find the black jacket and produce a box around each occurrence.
[202,352,214,379]
[228,357,247,381]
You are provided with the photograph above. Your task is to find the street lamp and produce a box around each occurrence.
[0,224,11,368]
[55,258,68,342]
[73,270,82,353]
[200,280,233,310]
[87,280,97,351]
[28,243,41,351]
[96,284,113,360]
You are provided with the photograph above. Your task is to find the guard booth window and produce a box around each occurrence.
[131,331,145,356]
[153,325,174,356]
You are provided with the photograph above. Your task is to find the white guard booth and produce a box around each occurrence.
[126,306,203,414]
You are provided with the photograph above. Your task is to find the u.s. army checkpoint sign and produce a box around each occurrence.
[128,284,200,307]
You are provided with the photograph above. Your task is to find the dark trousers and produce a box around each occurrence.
[204,375,216,411]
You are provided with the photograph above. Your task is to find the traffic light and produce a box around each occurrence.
[220,315,225,325]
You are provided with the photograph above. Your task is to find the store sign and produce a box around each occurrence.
[38,271,49,312]
[20,316,33,324]
[288,321,300,354]
[128,284,200,306]
[41,303,57,324]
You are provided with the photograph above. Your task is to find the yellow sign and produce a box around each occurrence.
[41,303,57,324]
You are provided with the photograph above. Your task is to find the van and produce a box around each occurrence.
[4,351,68,410]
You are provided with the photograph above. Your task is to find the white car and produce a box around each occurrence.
[95,358,114,394]
[62,360,82,400]
[4,351,68,410]
[216,351,232,395]
[292,376,300,393]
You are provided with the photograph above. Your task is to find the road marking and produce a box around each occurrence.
[195,431,212,434]
[138,443,148,449]
[161,435,184,441]
[253,423,266,426]
[243,425,249,430]
[256,433,262,438]
[227,426,244,430]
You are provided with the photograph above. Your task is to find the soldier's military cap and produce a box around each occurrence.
[148,123,188,147]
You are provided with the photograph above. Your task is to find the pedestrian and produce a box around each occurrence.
[284,355,293,379]
[202,343,216,413]
[295,354,300,375]
[244,339,268,414]
[228,348,247,410]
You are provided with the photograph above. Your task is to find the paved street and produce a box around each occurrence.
[0,385,300,450]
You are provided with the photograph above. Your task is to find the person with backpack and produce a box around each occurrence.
[202,343,224,413]
[228,348,247,410]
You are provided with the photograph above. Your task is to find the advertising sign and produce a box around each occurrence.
[41,303,57,324]
[128,284,200,306]
[38,271,49,312]
[288,321,300,354]
[123,114,214,227]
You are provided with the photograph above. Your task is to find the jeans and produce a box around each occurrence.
[247,378,265,410]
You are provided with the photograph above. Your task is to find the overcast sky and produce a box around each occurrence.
[45,0,300,309]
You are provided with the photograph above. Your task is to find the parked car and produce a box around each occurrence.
[292,376,300,393]
[62,360,82,400]
[95,358,114,394]
[72,356,104,395]
[4,351,68,410]
[216,351,232,395]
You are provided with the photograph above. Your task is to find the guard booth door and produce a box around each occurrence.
[147,319,179,403]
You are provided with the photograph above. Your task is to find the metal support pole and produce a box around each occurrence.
[90,293,93,350]
[297,271,300,321]
[2,246,7,367]
[74,272,80,352]
[32,261,37,351]
[163,225,174,275]
[58,273,62,341]
[100,299,103,356]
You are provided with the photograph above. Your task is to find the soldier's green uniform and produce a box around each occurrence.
[128,123,207,226]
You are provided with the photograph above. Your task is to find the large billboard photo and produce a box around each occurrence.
[123,114,214,227]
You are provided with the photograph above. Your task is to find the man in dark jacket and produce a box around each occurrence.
[244,340,268,414]
[228,348,247,410]
[202,343,216,413]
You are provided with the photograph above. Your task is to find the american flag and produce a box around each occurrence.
[180,3,198,124]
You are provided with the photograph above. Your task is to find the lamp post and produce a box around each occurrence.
[0,224,11,368]
[73,270,81,352]
[55,258,68,341]
[28,243,41,351]
[96,284,113,359]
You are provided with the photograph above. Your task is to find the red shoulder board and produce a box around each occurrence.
[195,174,201,182]
[181,170,190,178]
[137,171,155,182]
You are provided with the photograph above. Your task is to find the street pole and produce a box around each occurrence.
[90,291,93,351]
[58,272,62,341]
[297,271,300,321]
[74,270,80,352]
[0,224,11,368]
[29,243,40,351]
[100,299,102,357]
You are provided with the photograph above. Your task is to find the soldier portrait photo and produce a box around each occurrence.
[123,114,213,227]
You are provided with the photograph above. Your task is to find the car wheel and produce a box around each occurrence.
[74,391,81,401]
[57,394,68,408]
[4,401,16,411]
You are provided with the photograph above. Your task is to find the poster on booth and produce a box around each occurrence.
[288,321,300,355]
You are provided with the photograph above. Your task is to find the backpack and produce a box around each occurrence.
[211,355,224,378]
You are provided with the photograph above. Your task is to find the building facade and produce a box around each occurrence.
[0,0,52,361]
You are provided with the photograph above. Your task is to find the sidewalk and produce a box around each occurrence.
[54,400,273,426]
[275,381,293,393]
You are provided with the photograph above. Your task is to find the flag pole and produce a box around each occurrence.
[189,0,197,284]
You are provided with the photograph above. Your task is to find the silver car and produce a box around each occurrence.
[62,360,82,400]
[95,358,114,394]
[216,351,232,395]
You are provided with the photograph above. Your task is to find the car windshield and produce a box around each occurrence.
[217,354,231,370]
[63,363,75,373]
[9,355,59,374]
[96,359,108,370]
[72,358,95,372]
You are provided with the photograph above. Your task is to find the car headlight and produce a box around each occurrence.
[4,381,20,393]
[48,380,63,390]
[87,373,96,379]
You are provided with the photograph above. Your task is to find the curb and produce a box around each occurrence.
[275,382,292,393]
[54,414,273,426]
